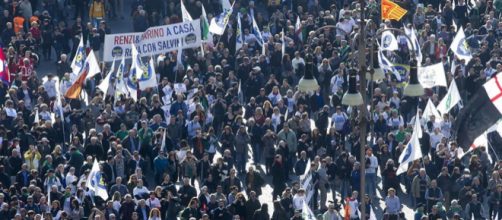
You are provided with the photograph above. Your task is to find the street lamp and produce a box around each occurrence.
[342,69,364,106]
[298,53,320,92]
[403,59,424,96]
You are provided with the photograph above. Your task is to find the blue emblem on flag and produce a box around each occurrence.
[400,142,413,163]
[456,38,471,56]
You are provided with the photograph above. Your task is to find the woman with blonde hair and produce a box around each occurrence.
[148,208,161,220]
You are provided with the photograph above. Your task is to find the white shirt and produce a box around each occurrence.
[133,186,149,197]
[429,132,443,149]
[147,197,161,209]
[292,195,305,210]
[365,155,378,174]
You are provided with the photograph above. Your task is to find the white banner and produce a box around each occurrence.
[103,20,201,62]
[418,63,447,88]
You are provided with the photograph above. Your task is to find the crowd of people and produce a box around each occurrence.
[1,0,502,219]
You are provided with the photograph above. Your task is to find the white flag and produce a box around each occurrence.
[180,0,193,22]
[127,44,141,101]
[437,80,461,114]
[209,0,233,35]
[70,35,85,80]
[86,159,109,200]
[114,56,128,101]
[397,111,423,175]
[235,13,243,53]
[378,50,400,81]
[97,58,115,96]
[404,26,423,65]
[251,16,263,45]
[281,29,286,59]
[418,63,447,88]
[450,27,473,64]
[84,50,101,79]
[295,16,302,42]
[380,30,399,51]
[138,56,158,90]
[34,108,39,123]
[423,99,442,123]
[302,200,316,220]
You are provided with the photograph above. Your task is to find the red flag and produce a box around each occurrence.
[0,47,10,84]
[65,64,89,99]
[344,197,351,220]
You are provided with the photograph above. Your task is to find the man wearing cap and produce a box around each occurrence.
[385,188,401,219]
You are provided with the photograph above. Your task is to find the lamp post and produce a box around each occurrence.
[346,2,421,219]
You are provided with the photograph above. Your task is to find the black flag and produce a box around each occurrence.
[454,73,502,151]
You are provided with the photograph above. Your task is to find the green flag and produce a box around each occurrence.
[201,5,210,41]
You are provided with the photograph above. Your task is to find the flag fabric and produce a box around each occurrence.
[54,77,64,118]
[138,56,158,90]
[437,80,461,115]
[237,79,244,104]
[201,5,211,42]
[180,0,193,22]
[0,47,10,84]
[404,26,423,65]
[397,111,423,175]
[295,16,302,42]
[381,0,408,21]
[450,27,473,63]
[418,63,448,88]
[281,29,286,59]
[114,56,128,101]
[251,16,264,46]
[377,50,398,79]
[454,73,502,151]
[86,159,109,200]
[84,50,101,79]
[209,0,233,35]
[70,35,85,80]
[344,198,351,220]
[65,63,89,99]
[161,128,167,152]
[423,99,442,122]
[34,108,39,123]
[128,44,141,101]
[235,13,243,53]
[380,30,399,51]
[302,201,316,220]
[98,57,115,96]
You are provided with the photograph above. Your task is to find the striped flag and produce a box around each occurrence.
[201,4,211,41]
[65,63,89,99]
[251,15,264,45]
[381,0,407,21]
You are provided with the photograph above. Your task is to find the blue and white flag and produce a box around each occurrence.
[70,35,85,82]
[86,159,109,200]
[127,44,141,101]
[114,56,128,103]
[138,56,158,90]
[236,13,243,53]
[180,0,193,22]
[397,110,423,175]
[251,16,263,46]
[404,26,423,65]
[450,27,473,64]
[209,0,233,35]
[380,30,398,51]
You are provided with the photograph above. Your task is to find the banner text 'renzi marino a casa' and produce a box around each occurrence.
[103,19,201,62]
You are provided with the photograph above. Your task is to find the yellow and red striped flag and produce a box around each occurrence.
[381,0,408,21]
